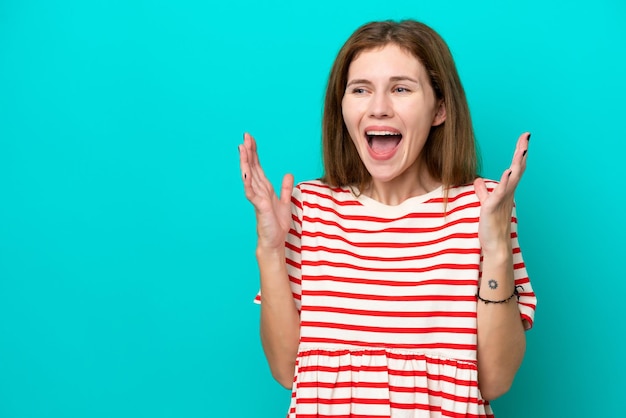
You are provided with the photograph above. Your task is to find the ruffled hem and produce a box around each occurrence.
[287,347,493,418]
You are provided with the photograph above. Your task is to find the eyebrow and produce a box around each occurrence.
[346,76,419,87]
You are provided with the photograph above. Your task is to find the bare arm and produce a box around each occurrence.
[257,247,300,388]
[473,132,531,400]
[239,133,300,389]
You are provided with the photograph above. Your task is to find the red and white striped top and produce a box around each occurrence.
[255,180,536,418]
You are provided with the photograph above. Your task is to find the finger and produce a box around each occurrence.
[239,144,260,201]
[243,133,273,196]
[247,132,263,170]
[239,142,250,183]
[482,169,511,204]
[240,135,270,205]
[516,132,529,153]
[280,173,294,206]
[504,132,530,190]
[244,133,270,184]
[520,131,530,168]
[510,132,530,172]
[473,177,489,204]
[240,138,261,188]
[243,132,257,169]
[498,168,512,191]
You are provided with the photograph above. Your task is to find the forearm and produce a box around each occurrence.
[476,247,526,400]
[257,246,301,389]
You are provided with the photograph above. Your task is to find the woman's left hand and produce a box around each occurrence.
[474,132,531,254]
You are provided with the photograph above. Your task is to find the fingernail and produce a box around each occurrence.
[508,171,513,177]
[527,133,531,141]
[522,150,527,157]
[244,173,247,179]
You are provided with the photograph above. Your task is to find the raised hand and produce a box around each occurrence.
[239,133,294,250]
[473,132,531,253]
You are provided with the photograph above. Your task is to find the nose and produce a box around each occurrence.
[368,92,393,118]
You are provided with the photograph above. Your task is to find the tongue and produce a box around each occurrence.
[370,135,400,154]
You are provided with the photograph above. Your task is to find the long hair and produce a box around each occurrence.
[320,20,479,196]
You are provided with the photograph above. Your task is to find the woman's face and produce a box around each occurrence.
[342,43,446,187]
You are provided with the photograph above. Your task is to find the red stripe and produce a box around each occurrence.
[297,364,388,373]
[299,337,476,351]
[297,381,390,389]
[296,363,476,379]
[521,314,534,328]
[298,349,476,365]
[305,199,481,220]
[295,367,477,387]
[288,227,301,239]
[302,305,476,318]
[286,241,301,254]
[291,413,492,418]
[293,414,388,418]
[304,275,477,288]
[303,260,479,273]
[303,212,480,233]
[302,188,363,206]
[286,257,300,269]
[443,411,494,418]
[291,195,302,210]
[302,290,477,302]
[302,245,480,262]
[298,397,391,405]
[428,187,477,203]
[288,275,301,285]
[302,231,478,249]
[301,321,477,335]
[300,181,353,195]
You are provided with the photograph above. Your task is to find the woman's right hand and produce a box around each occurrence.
[239,133,294,250]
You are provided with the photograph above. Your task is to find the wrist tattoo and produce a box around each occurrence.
[488,279,498,289]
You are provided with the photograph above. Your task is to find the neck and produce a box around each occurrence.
[365,166,441,206]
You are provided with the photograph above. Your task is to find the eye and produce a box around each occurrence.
[394,86,411,93]
[351,87,367,94]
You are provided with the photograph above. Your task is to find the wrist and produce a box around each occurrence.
[481,243,511,261]
[256,244,286,260]
[477,286,520,304]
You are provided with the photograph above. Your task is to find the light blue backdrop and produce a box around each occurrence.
[1,0,624,417]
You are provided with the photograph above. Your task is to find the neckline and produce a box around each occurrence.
[352,185,444,217]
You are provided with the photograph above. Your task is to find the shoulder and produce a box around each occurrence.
[296,179,353,198]
[445,179,498,200]
[294,180,358,207]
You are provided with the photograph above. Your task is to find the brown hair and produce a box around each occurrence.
[320,20,480,195]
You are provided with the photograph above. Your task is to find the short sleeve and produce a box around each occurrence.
[511,205,537,329]
[253,185,303,311]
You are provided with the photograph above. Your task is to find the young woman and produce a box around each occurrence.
[239,19,536,418]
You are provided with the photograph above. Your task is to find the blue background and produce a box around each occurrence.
[1,0,625,417]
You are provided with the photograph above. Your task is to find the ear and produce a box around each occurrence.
[432,100,447,127]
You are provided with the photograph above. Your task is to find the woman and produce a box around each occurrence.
[239,19,536,418]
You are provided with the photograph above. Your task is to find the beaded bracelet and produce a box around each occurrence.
[476,285,523,304]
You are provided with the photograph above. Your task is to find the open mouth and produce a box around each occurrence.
[366,130,402,155]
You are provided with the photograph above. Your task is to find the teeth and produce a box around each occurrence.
[366,130,401,136]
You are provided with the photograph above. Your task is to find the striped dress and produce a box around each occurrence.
[255,180,537,418]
